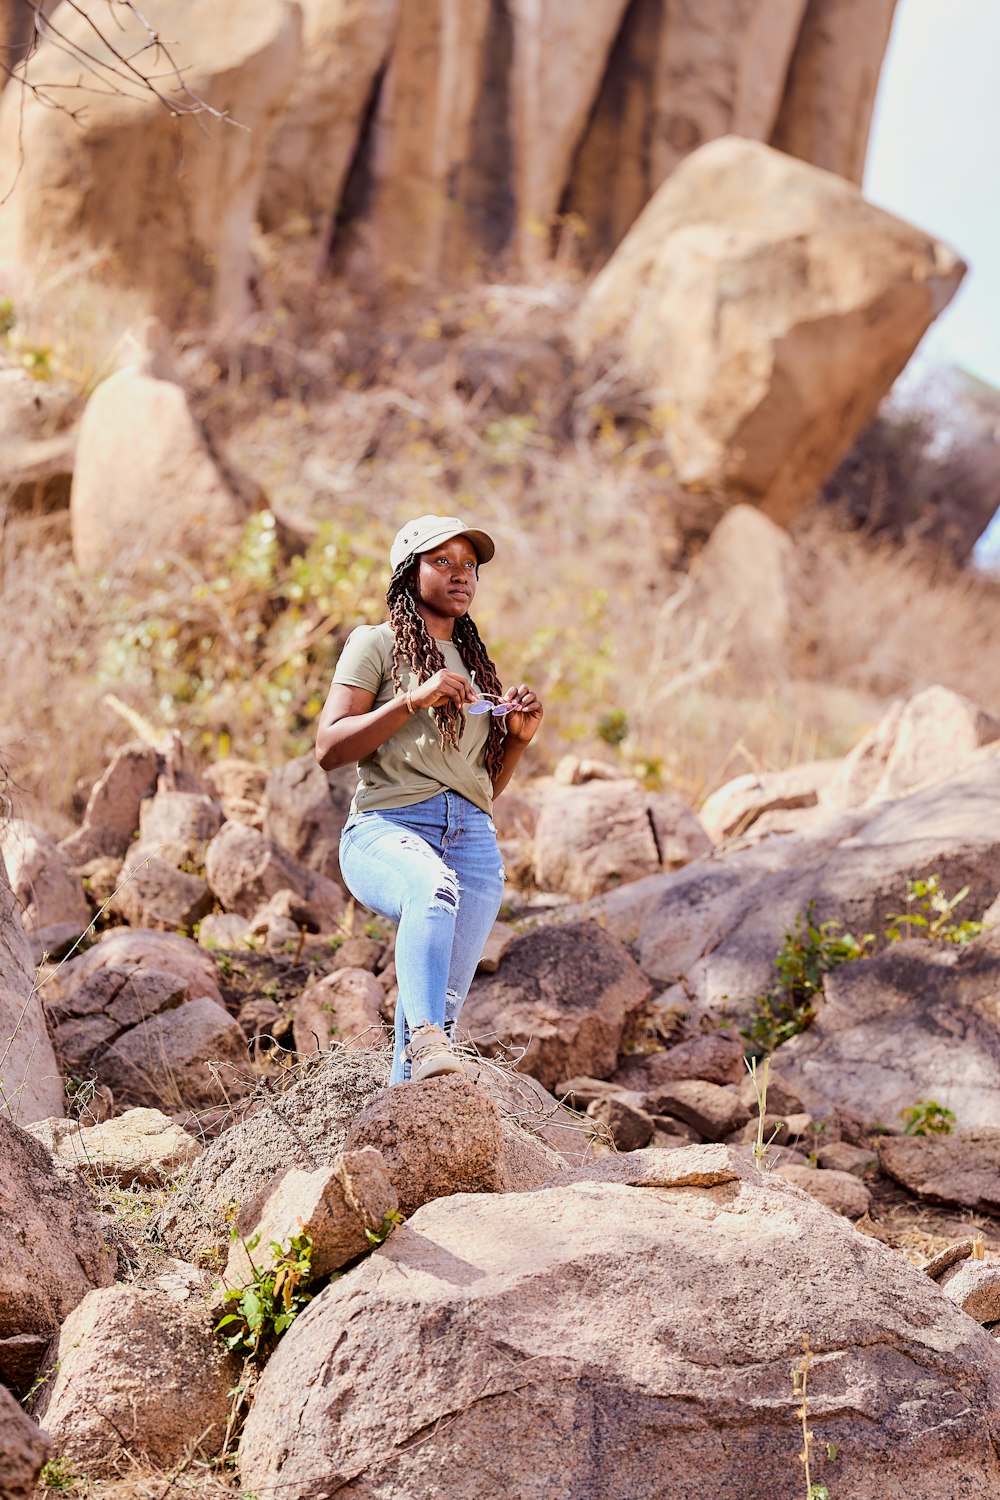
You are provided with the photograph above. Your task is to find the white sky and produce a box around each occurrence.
[865,0,1000,385]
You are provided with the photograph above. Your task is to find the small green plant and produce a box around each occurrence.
[216,1231,316,1360]
[0,298,15,338]
[365,1207,405,1248]
[885,875,983,945]
[38,1457,78,1491]
[596,708,628,747]
[741,904,872,1055]
[901,1099,956,1136]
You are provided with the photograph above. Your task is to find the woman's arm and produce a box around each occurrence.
[492,683,543,797]
[315,670,477,771]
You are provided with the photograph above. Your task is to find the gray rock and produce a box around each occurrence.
[939,1260,1000,1324]
[0,1382,51,1498]
[878,1130,1000,1215]
[775,1164,872,1219]
[639,1079,750,1142]
[586,1095,654,1152]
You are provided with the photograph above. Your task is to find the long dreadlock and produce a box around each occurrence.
[386,556,507,783]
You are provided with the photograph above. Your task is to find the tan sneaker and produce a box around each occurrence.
[407,1023,466,1082]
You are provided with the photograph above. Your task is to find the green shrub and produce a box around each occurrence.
[741,904,872,1056]
[900,1100,956,1136]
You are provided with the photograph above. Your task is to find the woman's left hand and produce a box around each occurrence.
[502,684,543,744]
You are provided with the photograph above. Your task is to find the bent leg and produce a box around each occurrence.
[440,814,506,1038]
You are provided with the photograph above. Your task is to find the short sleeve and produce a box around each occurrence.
[332,626,389,695]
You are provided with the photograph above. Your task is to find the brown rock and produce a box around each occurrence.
[0,1382,51,1498]
[0,0,302,327]
[112,850,213,933]
[27,1108,202,1188]
[557,1075,643,1111]
[461,921,651,1091]
[878,1130,1000,1215]
[137,791,223,866]
[292,968,386,1054]
[736,1068,805,1117]
[564,0,807,261]
[206,820,345,929]
[939,1261,1000,1325]
[646,1079,750,1142]
[533,779,708,899]
[0,1119,114,1389]
[0,819,90,963]
[616,1033,747,1091]
[586,1095,654,1152]
[0,856,65,1125]
[32,1285,234,1477]
[239,1146,1000,1499]
[474,1065,597,1167]
[263,755,354,885]
[476,922,517,973]
[48,929,225,1008]
[577,136,964,526]
[198,912,253,950]
[59,742,159,864]
[815,1141,878,1177]
[770,0,898,185]
[224,1147,398,1291]
[93,998,247,1114]
[343,1074,554,1217]
[71,371,257,575]
[700,760,839,842]
[776,1163,872,1219]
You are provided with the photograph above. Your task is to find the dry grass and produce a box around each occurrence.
[3,265,1000,827]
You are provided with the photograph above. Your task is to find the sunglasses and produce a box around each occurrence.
[468,672,515,716]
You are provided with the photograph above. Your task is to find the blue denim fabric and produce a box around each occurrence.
[339,792,505,1083]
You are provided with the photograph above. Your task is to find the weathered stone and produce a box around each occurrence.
[770,0,898,185]
[775,1163,872,1218]
[644,1079,750,1142]
[615,1033,747,1091]
[198,912,253,950]
[736,1068,805,1117]
[564,0,808,260]
[112,850,213,933]
[700,760,839,842]
[878,1130,1000,1215]
[0,1382,51,1498]
[155,1050,390,1262]
[815,1140,878,1177]
[137,791,223,865]
[476,922,517,973]
[206,820,345,929]
[224,1147,398,1290]
[0,819,90,963]
[777,930,1000,1131]
[939,1260,1000,1325]
[263,755,353,885]
[461,922,651,1091]
[32,1285,234,1478]
[474,1064,596,1167]
[261,0,397,230]
[92,998,247,1114]
[59,742,159,864]
[0,1119,113,1389]
[344,1075,557,1218]
[71,371,256,576]
[577,136,964,525]
[292,968,385,1054]
[533,778,708,899]
[825,685,1000,811]
[0,0,303,326]
[0,856,64,1125]
[46,929,225,1011]
[586,1095,654,1152]
[239,1147,1000,1500]
[27,1107,202,1188]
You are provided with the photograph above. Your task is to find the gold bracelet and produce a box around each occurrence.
[405,691,415,715]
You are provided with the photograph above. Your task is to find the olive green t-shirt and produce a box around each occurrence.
[332,623,494,816]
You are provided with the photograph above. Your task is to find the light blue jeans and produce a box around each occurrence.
[339,791,506,1084]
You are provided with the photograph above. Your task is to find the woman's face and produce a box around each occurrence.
[414,535,479,622]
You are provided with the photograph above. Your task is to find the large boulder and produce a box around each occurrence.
[824,685,1000,811]
[533,779,710,898]
[44,928,224,1009]
[635,752,1000,1024]
[71,371,256,576]
[27,1108,202,1188]
[0,1119,114,1391]
[877,1129,1000,1216]
[576,136,965,525]
[0,0,302,326]
[777,930,1000,1131]
[0,857,64,1126]
[770,0,898,185]
[112,850,213,934]
[59,741,159,865]
[262,755,353,885]
[461,922,652,1091]
[32,1285,234,1477]
[239,1146,1000,1500]
[0,820,90,962]
[700,758,839,842]
[292,968,386,1054]
[260,0,398,231]
[563,0,808,261]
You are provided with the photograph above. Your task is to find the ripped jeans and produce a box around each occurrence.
[339,791,506,1084]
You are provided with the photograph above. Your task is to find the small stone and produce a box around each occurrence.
[645,1079,750,1142]
[776,1164,872,1219]
[938,1260,1000,1324]
[586,1096,654,1152]
[816,1140,878,1177]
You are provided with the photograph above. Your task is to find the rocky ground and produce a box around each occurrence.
[2,674,1000,1499]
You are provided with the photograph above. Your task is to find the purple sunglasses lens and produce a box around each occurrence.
[491,704,514,716]
[467,702,492,714]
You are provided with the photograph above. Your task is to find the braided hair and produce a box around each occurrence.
[386,556,507,783]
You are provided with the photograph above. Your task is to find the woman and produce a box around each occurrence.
[315,514,543,1085]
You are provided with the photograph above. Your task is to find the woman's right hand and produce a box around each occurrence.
[408,670,477,711]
